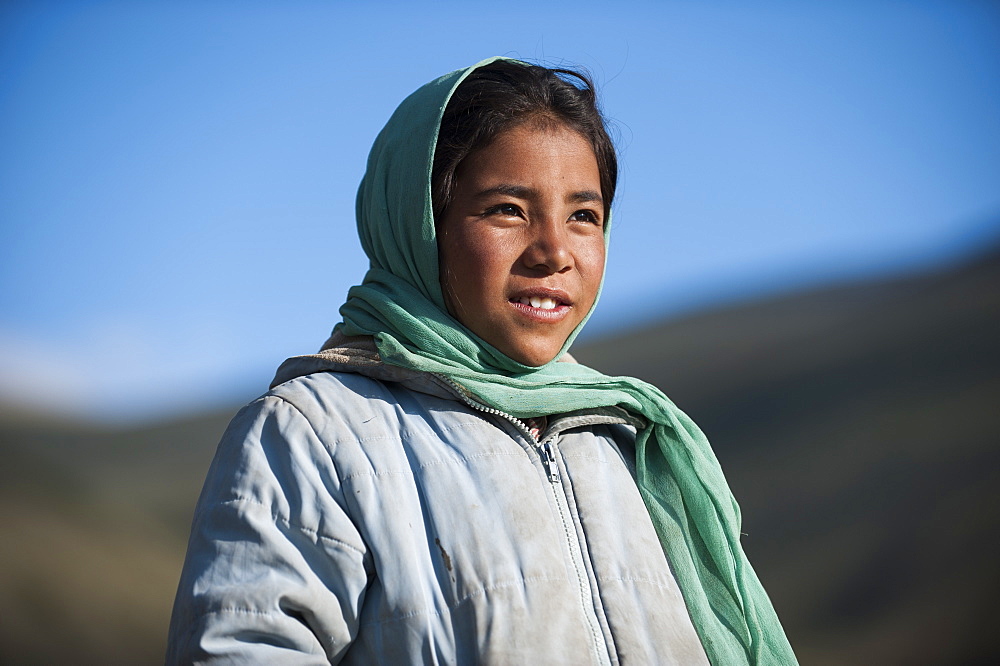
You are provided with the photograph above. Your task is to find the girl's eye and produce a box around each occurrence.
[485,203,522,217]
[570,210,601,225]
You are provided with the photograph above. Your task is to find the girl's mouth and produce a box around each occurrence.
[516,295,560,310]
[509,290,572,320]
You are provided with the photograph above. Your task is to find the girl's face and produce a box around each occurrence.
[437,122,606,367]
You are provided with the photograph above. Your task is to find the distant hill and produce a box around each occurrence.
[575,248,1000,665]
[2,249,998,664]
[0,409,233,664]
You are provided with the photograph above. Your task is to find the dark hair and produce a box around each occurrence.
[431,60,617,221]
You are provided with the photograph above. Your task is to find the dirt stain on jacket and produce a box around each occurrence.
[434,537,453,571]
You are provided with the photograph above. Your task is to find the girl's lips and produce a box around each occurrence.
[510,288,571,305]
[509,299,572,321]
[508,288,572,322]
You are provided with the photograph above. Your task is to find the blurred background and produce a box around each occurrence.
[1,0,998,663]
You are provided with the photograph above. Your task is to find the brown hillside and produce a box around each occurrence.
[575,250,1000,665]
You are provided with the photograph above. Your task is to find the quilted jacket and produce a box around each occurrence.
[166,339,709,665]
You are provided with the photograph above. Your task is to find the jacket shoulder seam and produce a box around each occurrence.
[259,392,354,493]
[220,496,366,557]
[259,392,335,443]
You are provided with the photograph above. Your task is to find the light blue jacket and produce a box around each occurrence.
[166,338,709,664]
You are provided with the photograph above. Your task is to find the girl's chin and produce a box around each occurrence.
[495,339,565,367]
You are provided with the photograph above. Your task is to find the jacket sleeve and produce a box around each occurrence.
[166,394,370,665]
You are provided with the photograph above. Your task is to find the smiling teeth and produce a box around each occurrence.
[521,296,558,310]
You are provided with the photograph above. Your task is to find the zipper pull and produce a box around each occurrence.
[541,442,560,483]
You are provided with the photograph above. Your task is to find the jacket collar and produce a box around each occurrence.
[271,331,644,430]
[271,332,454,400]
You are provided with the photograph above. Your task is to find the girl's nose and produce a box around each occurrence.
[521,218,573,274]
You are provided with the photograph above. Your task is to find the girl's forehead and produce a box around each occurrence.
[459,124,598,175]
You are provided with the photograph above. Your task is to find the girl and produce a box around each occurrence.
[167,57,796,665]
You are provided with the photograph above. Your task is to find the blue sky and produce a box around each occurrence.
[1,0,998,421]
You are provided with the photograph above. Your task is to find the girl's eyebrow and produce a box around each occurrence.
[568,190,603,205]
[475,184,603,205]
[474,184,532,199]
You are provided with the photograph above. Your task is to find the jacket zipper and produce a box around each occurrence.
[540,441,560,482]
[432,374,613,665]
[431,374,560,481]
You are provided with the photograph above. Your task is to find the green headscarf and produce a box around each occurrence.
[337,57,797,665]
